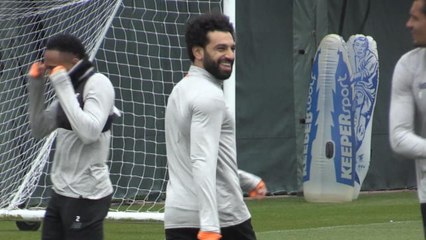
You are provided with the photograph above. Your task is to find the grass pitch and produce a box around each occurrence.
[0,191,421,239]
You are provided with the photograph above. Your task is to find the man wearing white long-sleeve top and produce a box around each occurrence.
[27,33,116,240]
[164,13,262,240]
[389,1,426,239]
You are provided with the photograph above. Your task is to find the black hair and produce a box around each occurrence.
[422,0,426,15]
[45,33,87,59]
[185,13,234,62]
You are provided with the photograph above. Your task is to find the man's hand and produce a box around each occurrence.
[249,180,267,199]
[197,231,221,240]
[28,62,46,79]
[47,65,69,84]
[49,65,66,76]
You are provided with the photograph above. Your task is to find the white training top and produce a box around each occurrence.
[389,47,426,202]
[27,62,114,200]
[164,65,251,233]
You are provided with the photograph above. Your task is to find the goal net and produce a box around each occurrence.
[0,0,223,222]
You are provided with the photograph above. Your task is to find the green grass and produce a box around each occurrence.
[249,191,422,240]
[0,191,422,239]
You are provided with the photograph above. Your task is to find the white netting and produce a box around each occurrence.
[0,0,223,221]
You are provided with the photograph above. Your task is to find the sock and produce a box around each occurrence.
[420,203,426,239]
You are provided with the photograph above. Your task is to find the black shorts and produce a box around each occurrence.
[165,218,257,240]
[41,192,112,240]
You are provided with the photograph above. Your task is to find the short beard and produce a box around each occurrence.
[203,55,232,80]
[414,43,426,48]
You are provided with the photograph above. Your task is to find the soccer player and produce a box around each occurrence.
[164,13,258,240]
[27,33,116,240]
[389,0,426,238]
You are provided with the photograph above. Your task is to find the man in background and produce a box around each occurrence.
[27,33,116,240]
[389,0,426,238]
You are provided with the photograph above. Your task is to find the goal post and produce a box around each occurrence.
[0,0,224,222]
[223,0,236,119]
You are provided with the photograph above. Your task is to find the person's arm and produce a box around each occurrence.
[238,170,267,199]
[359,54,378,79]
[49,66,114,144]
[389,57,426,158]
[190,94,224,235]
[27,62,58,138]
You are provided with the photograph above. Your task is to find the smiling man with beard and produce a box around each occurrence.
[164,13,258,240]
